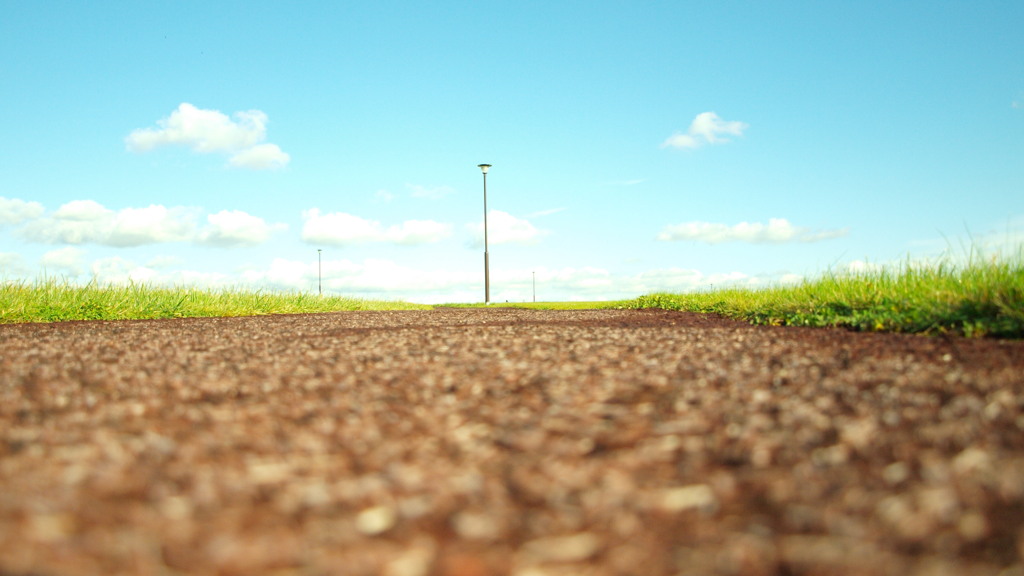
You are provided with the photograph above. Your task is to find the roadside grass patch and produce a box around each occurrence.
[0,279,429,324]
[7,250,1021,337]
[626,255,1024,338]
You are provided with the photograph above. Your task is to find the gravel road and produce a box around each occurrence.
[2,308,1023,576]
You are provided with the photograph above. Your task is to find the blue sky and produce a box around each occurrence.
[2,1,1022,303]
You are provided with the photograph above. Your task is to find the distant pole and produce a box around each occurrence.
[478,164,492,304]
[533,271,536,303]
[318,249,322,296]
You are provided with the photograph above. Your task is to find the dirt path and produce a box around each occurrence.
[2,308,1023,575]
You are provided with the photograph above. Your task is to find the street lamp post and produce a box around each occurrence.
[317,249,322,296]
[478,164,492,304]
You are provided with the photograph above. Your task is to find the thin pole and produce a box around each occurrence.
[483,171,490,304]
[533,271,536,303]
[317,249,322,296]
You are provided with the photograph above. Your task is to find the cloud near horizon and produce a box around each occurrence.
[19,200,198,246]
[40,246,87,277]
[126,103,290,170]
[8,197,284,248]
[2,243,809,304]
[658,218,848,244]
[0,197,45,226]
[662,112,748,149]
[198,210,288,247]
[466,210,548,247]
[301,209,452,246]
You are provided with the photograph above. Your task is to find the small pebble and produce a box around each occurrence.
[356,505,397,536]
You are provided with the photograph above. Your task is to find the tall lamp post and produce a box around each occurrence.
[317,249,322,296]
[478,163,492,304]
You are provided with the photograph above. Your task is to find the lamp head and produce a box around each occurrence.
[477,164,491,174]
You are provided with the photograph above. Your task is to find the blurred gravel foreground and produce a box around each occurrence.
[2,308,1023,576]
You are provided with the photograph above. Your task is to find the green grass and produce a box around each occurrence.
[4,252,1022,338]
[0,279,429,324]
[623,254,1024,338]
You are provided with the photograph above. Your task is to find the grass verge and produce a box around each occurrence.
[0,279,429,324]
[5,252,1021,338]
[623,255,1024,338]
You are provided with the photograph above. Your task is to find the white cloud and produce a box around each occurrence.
[661,133,701,149]
[454,265,802,303]
[301,209,381,245]
[10,198,281,248]
[243,257,475,299]
[57,199,110,220]
[906,216,1024,265]
[658,218,848,244]
[338,259,462,292]
[0,252,30,277]
[0,197,45,225]
[407,184,456,200]
[301,209,451,246]
[467,210,548,247]
[147,255,185,269]
[19,200,199,246]
[491,266,799,302]
[108,205,199,246]
[662,112,748,149]
[90,256,159,284]
[388,220,453,245]
[126,103,265,153]
[14,249,808,304]
[628,268,764,293]
[88,257,236,288]
[248,257,312,289]
[842,260,886,275]
[126,103,289,170]
[198,210,286,247]
[239,259,611,303]
[520,267,750,300]
[19,199,114,244]
[228,143,290,170]
[40,247,86,277]
[969,219,1024,259]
